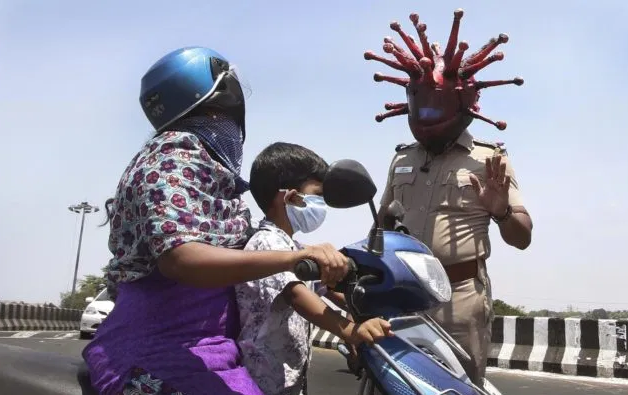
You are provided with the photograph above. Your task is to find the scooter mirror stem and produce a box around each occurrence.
[368,200,379,227]
[367,227,384,256]
[366,200,384,255]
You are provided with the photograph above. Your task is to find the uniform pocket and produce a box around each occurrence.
[440,170,478,208]
[391,172,417,208]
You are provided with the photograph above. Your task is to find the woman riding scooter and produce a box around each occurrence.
[82,46,349,395]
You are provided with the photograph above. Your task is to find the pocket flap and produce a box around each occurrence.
[441,170,474,188]
[392,171,417,186]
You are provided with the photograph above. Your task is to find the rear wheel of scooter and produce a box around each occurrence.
[79,331,91,340]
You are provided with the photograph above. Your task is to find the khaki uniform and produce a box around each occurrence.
[380,129,524,385]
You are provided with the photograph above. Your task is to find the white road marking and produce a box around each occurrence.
[8,331,39,338]
[487,367,628,386]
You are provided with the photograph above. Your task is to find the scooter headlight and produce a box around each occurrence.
[395,251,452,302]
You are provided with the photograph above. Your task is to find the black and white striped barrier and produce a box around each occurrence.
[310,305,628,380]
[488,316,628,379]
[0,303,82,331]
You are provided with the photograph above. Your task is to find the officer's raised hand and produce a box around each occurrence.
[469,155,510,217]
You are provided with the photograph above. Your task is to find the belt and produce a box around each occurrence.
[444,259,478,283]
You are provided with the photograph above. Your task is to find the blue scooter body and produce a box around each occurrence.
[335,231,499,395]
[361,336,476,395]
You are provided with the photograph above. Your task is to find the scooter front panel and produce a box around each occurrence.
[389,317,470,383]
[361,337,479,395]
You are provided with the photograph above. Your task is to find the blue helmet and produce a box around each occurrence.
[139,46,247,138]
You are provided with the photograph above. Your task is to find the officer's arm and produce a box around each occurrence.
[498,209,532,250]
[495,156,532,250]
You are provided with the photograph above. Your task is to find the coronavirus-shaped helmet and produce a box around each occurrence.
[365,9,523,149]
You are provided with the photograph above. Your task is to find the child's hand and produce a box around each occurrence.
[348,318,394,346]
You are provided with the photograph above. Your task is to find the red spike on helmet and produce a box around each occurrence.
[376,103,409,122]
[374,72,410,87]
[364,8,523,142]
[409,15,434,62]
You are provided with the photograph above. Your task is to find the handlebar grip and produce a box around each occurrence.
[294,257,358,282]
[294,259,320,281]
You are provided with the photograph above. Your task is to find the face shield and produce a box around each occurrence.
[198,62,251,142]
[406,83,461,127]
[225,65,252,100]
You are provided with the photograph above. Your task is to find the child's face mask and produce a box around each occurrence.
[280,190,327,234]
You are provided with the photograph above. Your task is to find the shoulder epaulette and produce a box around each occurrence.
[395,142,419,152]
[473,139,507,155]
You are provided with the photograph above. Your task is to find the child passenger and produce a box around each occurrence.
[236,142,394,395]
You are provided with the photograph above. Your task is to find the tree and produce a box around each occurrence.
[60,274,107,310]
[588,308,610,320]
[493,299,526,316]
[609,310,628,319]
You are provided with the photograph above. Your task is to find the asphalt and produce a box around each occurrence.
[1,331,627,395]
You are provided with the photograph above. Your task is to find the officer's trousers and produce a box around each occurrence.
[427,258,493,386]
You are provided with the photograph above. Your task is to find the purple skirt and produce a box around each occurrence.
[82,269,264,395]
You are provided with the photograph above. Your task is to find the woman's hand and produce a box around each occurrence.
[298,243,349,287]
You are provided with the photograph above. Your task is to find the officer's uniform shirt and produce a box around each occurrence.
[380,129,524,266]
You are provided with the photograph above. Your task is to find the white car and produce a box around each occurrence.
[79,288,114,339]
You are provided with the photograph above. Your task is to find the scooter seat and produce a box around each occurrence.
[0,343,98,395]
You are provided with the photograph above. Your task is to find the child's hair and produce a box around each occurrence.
[249,142,328,214]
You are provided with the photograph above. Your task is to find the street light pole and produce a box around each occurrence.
[68,202,99,297]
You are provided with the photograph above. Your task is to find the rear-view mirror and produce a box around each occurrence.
[85,297,94,304]
[323,159,377,209]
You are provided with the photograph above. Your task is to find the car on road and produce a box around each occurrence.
[79,288,114,339]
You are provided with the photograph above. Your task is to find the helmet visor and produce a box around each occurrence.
[226,64,252,100]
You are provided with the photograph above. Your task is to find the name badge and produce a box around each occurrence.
[395,166,413,174]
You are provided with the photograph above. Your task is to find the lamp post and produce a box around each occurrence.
[68,202,99,296]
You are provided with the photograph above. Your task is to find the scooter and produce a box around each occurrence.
[295,158,503,395]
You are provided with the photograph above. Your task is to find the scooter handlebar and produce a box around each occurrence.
[294,259,320,281]
[294,258,357,282]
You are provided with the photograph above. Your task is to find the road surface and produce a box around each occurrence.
[0,331,627,394]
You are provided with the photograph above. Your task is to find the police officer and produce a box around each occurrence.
[367,8,533,386]
[379,131,532,384]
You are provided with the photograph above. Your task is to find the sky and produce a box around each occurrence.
[1,1,627,312]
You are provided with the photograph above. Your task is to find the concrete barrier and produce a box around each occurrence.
[310,308,628,380]
[488,316,627,379]
[0,303,82,331]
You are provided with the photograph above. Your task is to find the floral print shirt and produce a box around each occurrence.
[236,220,317,395]
[104,130,252,289]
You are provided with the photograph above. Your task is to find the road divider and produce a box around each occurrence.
[0,303,81,331]
[488,316,627,379]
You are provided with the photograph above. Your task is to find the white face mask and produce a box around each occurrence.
[282,191,328,234]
